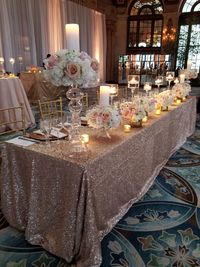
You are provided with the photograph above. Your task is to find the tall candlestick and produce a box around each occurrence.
[65,24,80,51]
[99,86,110,106]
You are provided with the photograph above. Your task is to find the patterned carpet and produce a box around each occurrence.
[100,120,200,267]
[1,120,200,266]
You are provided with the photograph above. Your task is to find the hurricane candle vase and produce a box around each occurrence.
[155,76,163,91]
[166,71,175,89]
[128,75,140,100]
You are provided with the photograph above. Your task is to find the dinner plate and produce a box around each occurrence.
[26,128,68,141]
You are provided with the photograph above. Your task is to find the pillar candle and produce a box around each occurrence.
[187,60,192,70]
[99,86,110,106]
[65,24,80,51]
[179,74,185,83]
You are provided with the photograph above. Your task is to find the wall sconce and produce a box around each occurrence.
[162,19,176,42]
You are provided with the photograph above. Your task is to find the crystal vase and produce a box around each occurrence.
[66,85,85,155]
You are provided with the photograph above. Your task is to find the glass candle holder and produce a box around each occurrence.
[128,75,140,100]
[108,84,118,106]
[155,76,163,91]
[143,82,152,95]
[166,71,175,89]
[124,124,131,133]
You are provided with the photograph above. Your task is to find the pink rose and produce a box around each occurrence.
[79,51,91,60]
[47,55,59,69]
[91,59,99,71]
[65,63,81,79]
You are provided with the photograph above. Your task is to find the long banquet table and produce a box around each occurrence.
[0,97,196,267]
[0,77,35,131]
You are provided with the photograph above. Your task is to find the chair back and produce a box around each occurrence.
[38,97,63,120]
[0,105,25,136]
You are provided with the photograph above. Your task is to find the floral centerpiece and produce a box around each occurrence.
[172,83,191,99]
[86,106,120,129]
[139,96,156,115]
[43,49,99,87]
[156,90,174,110]
[120,100,146,127]
[86,106,121,138]
[43,49,99,153]
[180,69,198,80]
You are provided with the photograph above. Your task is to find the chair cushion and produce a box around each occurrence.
[0,227,69,266]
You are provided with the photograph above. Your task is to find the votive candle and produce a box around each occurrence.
[81,134,89,144]
[155,109,161,115]
[176,99,181,105]
[124,124,131,133]
[142,116,148,123]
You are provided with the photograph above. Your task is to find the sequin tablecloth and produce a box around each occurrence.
[1,97,196,267]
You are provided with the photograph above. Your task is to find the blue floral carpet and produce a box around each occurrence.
[100,120,200,267]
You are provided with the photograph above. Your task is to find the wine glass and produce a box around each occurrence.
[40,117,52,146]
[128,75,140,100]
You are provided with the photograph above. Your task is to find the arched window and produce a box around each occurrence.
[176,0,200,70]
[127,0,163,54]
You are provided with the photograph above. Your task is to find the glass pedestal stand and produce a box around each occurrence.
[66,86,86,157]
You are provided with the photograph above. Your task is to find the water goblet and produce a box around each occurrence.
[40,117,52,146]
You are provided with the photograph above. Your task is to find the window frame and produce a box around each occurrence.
[127,1,163,54]
[175,4,200,69]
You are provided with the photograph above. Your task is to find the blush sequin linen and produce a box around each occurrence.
[1,97,196,267]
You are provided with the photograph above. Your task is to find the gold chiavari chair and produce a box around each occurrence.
[0,105,26,137]
[38,97,63,120]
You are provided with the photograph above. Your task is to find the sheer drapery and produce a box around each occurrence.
[0,0,106,81]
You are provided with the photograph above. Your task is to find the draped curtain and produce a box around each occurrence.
[0,0,106,81]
